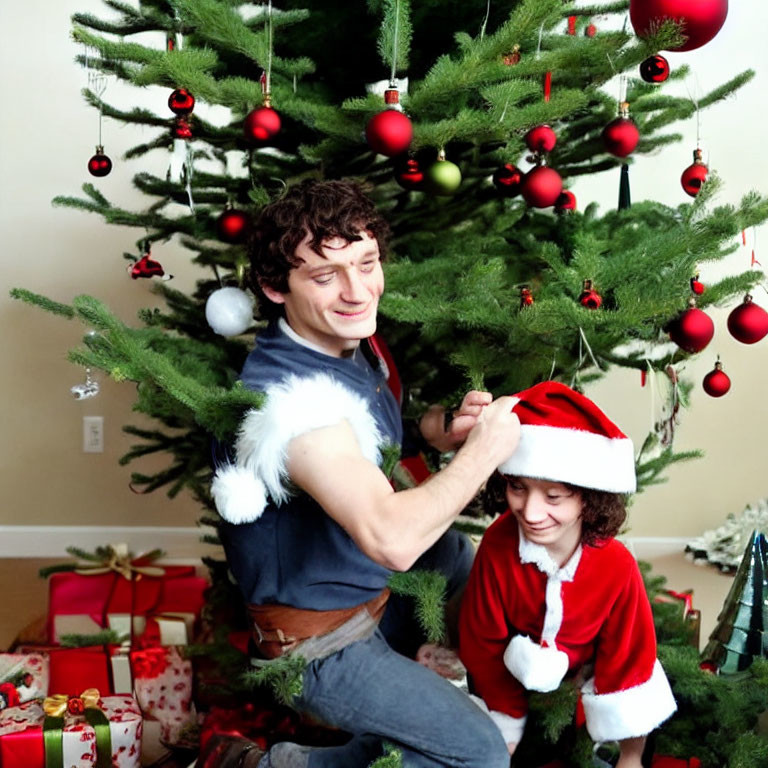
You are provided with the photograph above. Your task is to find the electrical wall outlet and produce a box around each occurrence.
[83,416,104,453]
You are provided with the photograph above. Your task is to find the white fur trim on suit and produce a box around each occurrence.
[581,659,677,742]
[468,694,527,744]
[212,372,383,524]
[503,634,570,692]
[498,424,636,493]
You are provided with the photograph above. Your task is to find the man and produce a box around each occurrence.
[208,179,520,768]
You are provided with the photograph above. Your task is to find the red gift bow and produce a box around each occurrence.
[0,682,20,709]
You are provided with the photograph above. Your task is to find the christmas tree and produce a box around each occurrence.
[9,0,768,764]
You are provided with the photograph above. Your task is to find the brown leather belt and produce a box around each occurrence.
[248,588,391,659]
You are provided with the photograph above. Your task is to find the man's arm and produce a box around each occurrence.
[287,395,520,571]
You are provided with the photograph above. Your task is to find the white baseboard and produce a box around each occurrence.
[0,526,688,561]
[0,525,221,560]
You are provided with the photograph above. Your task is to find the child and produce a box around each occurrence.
[459,381,677,768]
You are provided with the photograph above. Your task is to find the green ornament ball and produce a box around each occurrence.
[424,159,462,196]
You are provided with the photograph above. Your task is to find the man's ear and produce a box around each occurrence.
[260,282,286,305]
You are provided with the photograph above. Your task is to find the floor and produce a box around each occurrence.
[0,551,736,653]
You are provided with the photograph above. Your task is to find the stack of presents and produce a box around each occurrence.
[0,544,706,767]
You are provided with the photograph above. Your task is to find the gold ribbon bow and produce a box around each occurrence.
[43,688,101,717]
[73,543,165,580]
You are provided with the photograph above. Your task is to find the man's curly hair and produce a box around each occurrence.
[483,472,628,547]
[247,179,391,320]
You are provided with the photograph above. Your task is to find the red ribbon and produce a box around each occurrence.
[663,589,694,618]
[543,71,552,102]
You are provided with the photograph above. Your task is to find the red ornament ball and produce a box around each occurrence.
[524,125,557,154]
[173,117,193,140]
[131,253,166,280]
[168,88,195,115]
[703,362,731,398]
[243,106,281,144]
[602,117,639,157]
[365,109,413,157]
[727,294,768,344]
[629,0,728,52]
[681,153,708,197]
[87,148,112,177]
[520,166,563,208]
[520,288,534,308]
[579,281,602,309]
[394,157,423,190]
[555,190,577,213]
[216,208,251,244]
[690,276,705,295]
[492,163,523,197]
[639,55,670,83]
[584,23,597,37]
[669,306,714,352]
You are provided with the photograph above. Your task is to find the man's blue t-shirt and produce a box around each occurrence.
[219,320,403,611]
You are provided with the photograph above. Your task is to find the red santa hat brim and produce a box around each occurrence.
[498,381,636,494]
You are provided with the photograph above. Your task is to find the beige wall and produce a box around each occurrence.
[1,0,766,536]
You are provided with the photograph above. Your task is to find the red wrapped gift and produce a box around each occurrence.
[47,562,207,644]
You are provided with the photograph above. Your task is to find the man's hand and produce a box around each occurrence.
[419,390,493,453]
[507,742,518,756]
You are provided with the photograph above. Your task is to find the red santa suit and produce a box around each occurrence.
[459,511,677,745]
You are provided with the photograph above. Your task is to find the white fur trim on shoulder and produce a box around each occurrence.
[468,694,527,744]
[503,634,569,692]
[581,659,677,742]
[214,373,382,524]
[210,464,268,524]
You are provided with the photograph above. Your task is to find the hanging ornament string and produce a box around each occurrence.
[480,0,491,40]
[578,326,600,369]
[389,0,401,87]
[265,0,273,101]
[536,23,551,102]
[750,228,761,267]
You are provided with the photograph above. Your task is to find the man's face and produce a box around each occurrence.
[262,230,384,357]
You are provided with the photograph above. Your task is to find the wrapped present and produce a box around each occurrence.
[132,646,195,746]
[45,545,207,644]
[0,691,141,768]
[0,654,49,708]
[651,757,702,768]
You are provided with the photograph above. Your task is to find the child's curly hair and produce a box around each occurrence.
[247,179,391,320]
[482,472,628,547]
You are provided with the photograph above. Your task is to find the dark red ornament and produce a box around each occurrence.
[579,279,602,309]
[629,0,728,52]
[690,274,705,295]
[0,683,20,710]
[681,148,708,197]
[555,190,577,213]
[602,115,639,157]
[520,287,534,308]
[216,208,251,244]
[584,23,597,37]
[87,146,112,177]
[640,55,671,83]
[243,106,281,144]
[365,109,413,157]
[492,163,523,197]
[173,117,193,140]
[394,157,424,190]
[525,125,557,154]
[668,304,714,352]
[702,361,731,398]
[520,166,563,208]
[168,88,195,115]
[727,294,768,344]
[131,252,166,280]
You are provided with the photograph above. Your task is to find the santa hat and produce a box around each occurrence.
[498,381,636,493]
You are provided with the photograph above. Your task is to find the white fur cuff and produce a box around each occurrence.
[213,373,383,524]
[503,634,569,692]
[468,694,527,744]
[581,659,677,742]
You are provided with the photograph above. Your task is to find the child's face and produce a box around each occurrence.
[504,476,583,554]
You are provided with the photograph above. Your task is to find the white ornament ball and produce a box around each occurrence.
[205,287,254,336]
